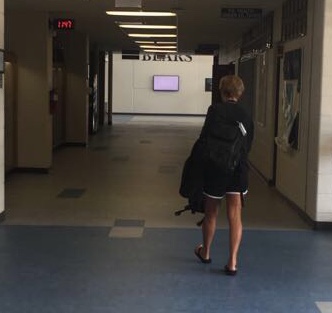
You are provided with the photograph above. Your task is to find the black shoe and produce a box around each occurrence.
[194,245,211,264]
[224,265,237,276]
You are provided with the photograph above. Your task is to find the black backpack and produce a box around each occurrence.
[176,139,206,226]
[176,119,247,225]
[205,117,247,173]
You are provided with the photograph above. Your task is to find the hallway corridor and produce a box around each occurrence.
[1,115,331,313]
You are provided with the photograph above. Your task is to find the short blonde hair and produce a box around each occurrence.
[219,75,245,100]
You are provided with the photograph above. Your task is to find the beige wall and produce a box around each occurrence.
[6,11,52,169]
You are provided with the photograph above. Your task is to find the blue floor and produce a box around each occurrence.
[0,225,331,313]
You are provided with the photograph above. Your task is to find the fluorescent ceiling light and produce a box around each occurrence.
[140,45,177,49]
[119,24,176,29]
[156,41,177,44]
[115,21,143,25]
[106,11,176,17]
[135,41,177,44]
[135,41,155,44]
[129,33,177,38]
[143,49,177,53]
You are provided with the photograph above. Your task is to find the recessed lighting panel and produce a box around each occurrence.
[119,24,176,29]
[106,11,176,17]
[156,41,177,44]
[140,45,177,49]
[135,41,155,44]
[144,49,177,53]
[129,33,177,38]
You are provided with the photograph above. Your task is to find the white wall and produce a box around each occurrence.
[112,53,213,115]
[308,0,332,222]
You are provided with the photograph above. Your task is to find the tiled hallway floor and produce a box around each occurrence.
[1,115,332,313]
[4,115,309,230]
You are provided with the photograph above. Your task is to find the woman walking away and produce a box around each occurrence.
[194,75,254,276]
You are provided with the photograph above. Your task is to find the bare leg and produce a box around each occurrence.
[197,196,220,260]
[226,194,242,270]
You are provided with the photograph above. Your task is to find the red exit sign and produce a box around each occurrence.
[53,19,75,30]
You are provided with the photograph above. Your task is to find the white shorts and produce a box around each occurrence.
[203,190,248,200]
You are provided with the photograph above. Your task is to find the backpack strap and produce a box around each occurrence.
[240,192,245,208]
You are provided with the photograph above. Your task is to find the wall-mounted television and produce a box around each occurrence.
[153,75,179,91]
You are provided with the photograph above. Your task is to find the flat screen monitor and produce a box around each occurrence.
[153,75,179,91]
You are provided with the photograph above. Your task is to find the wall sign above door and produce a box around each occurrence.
[221,8,262,19]
[142,54,192,62]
